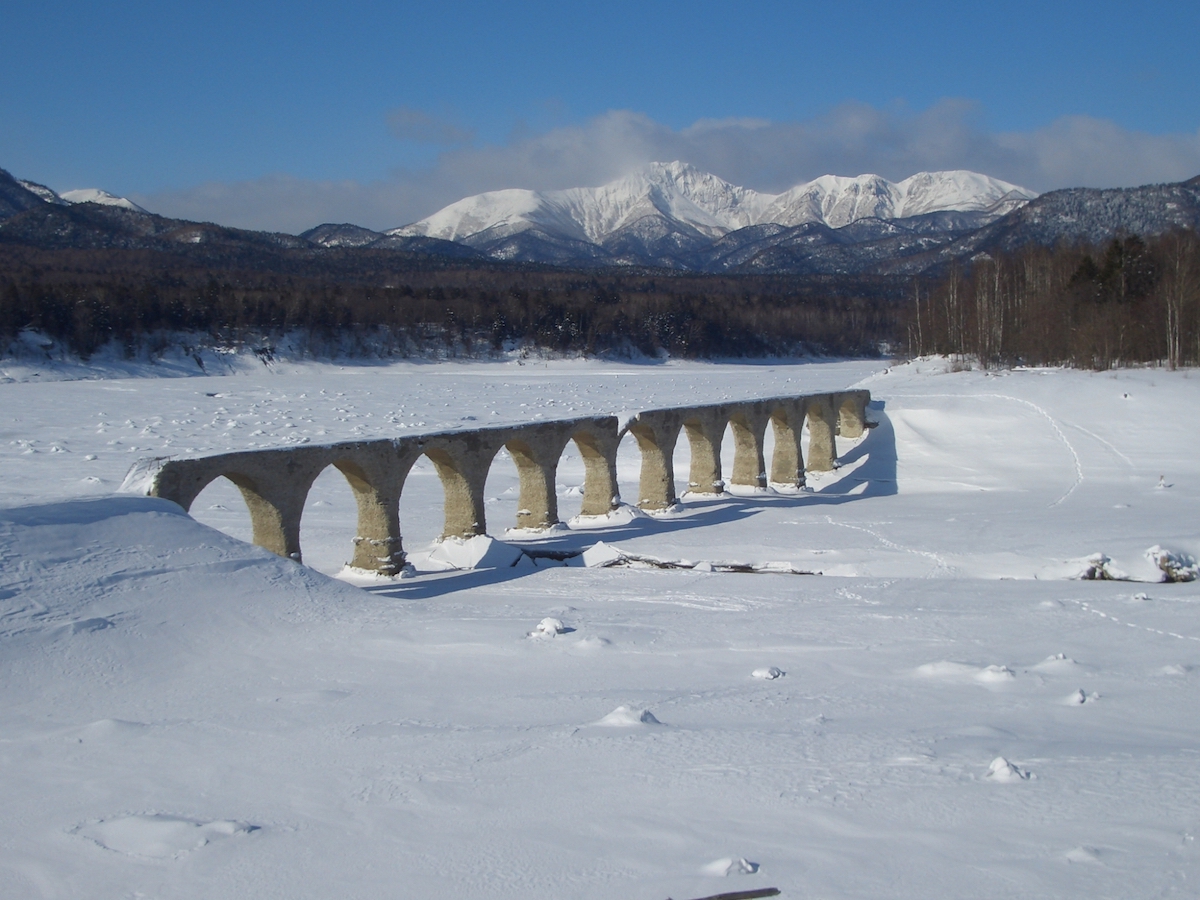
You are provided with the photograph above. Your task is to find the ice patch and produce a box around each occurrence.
[593,706,661,727]
[985,756,1031,782]
[76,814,257,858]
[426,535,524,570]
[752,667,784,680]
[576,541,626,568]
[701,856,761,876]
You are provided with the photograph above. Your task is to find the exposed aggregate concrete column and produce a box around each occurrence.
[682,413,727,495]
[836,390,870,439]
[805,394,839,473]
[728,408,769,489]
[569,422,621,517]
[334,441,421,575]
[626,414,681,511]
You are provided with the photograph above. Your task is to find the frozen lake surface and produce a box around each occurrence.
[1,356,1197,899]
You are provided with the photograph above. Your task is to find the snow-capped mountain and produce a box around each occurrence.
[17,180,69,205]
[390,162,1035,249]
[58,188,147,213]
[6,176,148,214]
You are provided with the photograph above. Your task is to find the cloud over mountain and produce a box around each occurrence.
[132,101,1200,234]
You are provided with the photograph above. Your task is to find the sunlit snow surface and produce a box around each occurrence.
[1,357,1198,899]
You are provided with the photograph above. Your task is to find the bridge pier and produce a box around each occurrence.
[682,413,727,495]
[334,444,420,575]
[627,415,681,511]
[805,395,839,473]
[506,438,563,530]
[570,425,621,517]
[728,410,769,490]
[767,406,805,489]
[837,391,869,439]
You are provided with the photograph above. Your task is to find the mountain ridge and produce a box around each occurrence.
[390,162,1034,244]
[3,164,1198,277]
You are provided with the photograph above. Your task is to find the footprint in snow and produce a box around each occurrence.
[75,814,258,859]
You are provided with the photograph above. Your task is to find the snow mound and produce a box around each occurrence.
[701,856,760,876]
[68,718,149,743]
[76,814,256,858]
[1154,664,1190,677]
[529,617,566,638]
[1064,846,1102,864]
[985,757,1031,783]
[568,504,647,530]
[916,661,1015,683]
[1031,653,1080,673]
[593,706,661,727]
[752,667,785,680]
[427,535,524,570]
[977,664,1017,682]
[1145,545,1198,583]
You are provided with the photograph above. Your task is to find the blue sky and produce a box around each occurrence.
[4,0,1199,232]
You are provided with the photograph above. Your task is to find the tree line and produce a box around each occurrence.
[2,231,1198,368]
[0,246,899,360]
[905,230,1200,369]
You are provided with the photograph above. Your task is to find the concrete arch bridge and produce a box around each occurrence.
[125,389,870,575]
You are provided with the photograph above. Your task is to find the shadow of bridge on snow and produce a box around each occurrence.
[361,400,895,601]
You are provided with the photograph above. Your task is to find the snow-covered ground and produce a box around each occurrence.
[1,357,1198,899]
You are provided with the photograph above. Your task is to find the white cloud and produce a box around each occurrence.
[133,102,1200,234]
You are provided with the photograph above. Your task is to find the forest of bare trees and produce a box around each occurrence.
[905,230,1200,370]
[0,245,899,360]
[2,230,1198,368]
